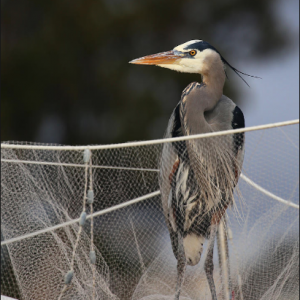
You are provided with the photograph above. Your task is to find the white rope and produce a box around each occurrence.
[1,119,298,151]
[1,191,161,246]
[1,171,298,247]
[240,173,299,209]
[1,296,19,300]
[2,155,298,209]
[1,159,159,172]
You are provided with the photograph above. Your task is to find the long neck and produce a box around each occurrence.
[180,56,226,135]
[201,55,226,111]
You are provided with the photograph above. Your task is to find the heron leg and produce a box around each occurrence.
[205,224,218,300]
[175,233,186,300]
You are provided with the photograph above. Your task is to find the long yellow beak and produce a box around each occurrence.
[129,50,182,65]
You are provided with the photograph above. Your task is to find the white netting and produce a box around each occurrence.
[1,121,299,300]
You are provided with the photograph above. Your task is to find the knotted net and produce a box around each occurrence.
[1,120,299,300]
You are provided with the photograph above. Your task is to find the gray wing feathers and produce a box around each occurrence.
[159,108,179,232]
[180,93,244,209]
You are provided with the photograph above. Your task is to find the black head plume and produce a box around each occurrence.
[221,56,261,87]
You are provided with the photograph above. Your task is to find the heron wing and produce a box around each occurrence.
[159,101,190,257]
[159,103,182,231]
[180,94,245,209]
[204,97,245,184]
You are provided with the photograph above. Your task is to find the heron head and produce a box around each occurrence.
[130,40,258,86]
[129,40,222,75]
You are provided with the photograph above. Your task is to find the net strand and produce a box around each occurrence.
[58,149,91,300]
[89,154,96,300]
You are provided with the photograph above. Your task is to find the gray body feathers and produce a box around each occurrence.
[159,82,245,260]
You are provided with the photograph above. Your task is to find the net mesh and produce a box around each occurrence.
[1,122,299,300]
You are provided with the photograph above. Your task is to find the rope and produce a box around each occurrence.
[2,155,298,209]
[1,191,161,246]
[240,174,299,209]
[1,170,298,247]
[1,119,298,151]
[1,119,298,246]
[1,159,159,172]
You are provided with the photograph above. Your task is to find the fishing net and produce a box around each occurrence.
[1,121,299,300]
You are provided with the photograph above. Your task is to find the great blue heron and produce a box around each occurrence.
[130,40,255,299]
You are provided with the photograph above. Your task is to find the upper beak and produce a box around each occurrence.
[129,50,182,65]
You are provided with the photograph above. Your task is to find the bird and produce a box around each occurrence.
[130,40,255,300]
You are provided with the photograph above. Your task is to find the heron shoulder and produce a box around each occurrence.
[204,95,244,132]
[181,82,203,103]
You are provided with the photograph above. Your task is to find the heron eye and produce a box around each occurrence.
[189,50,196,56]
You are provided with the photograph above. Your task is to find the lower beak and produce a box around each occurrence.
[129,50,182,65]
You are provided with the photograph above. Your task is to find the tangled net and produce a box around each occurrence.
[1,120,299,300]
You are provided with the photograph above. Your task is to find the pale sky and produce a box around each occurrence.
[238,0,299,127]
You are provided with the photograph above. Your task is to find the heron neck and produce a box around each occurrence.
[201,60,226,111]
